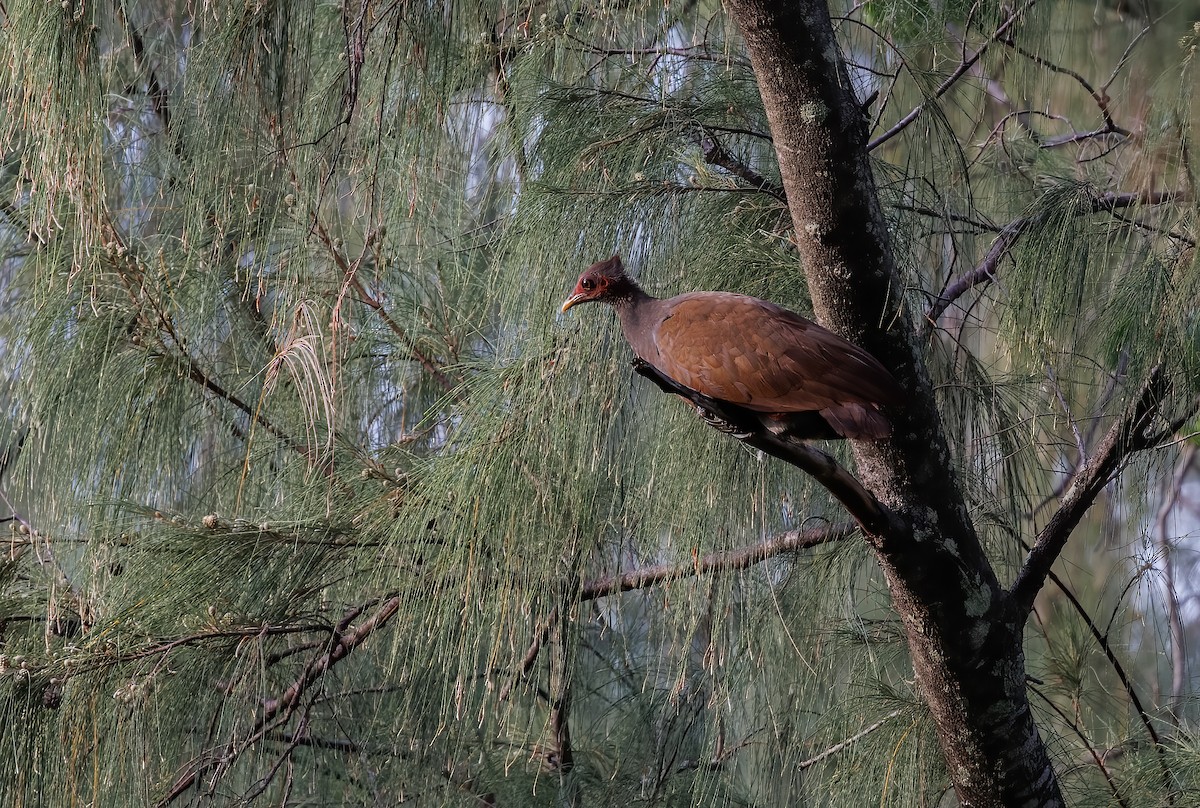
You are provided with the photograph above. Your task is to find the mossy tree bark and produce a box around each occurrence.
[724,2,1064,805]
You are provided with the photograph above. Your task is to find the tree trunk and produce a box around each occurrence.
[724,2,1065,805]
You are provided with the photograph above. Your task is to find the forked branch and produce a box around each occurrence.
[156,596,401,807]
[868,0,1037,151]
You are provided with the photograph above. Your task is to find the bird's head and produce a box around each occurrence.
[560,255,639,312]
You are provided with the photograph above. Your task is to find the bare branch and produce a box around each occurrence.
[499,606,559,701]
[155,596,401,807]
[695,130,787,201]
[891,203,1000,234]
[172,348,334,477]
[311,217,459,394]
[926,190,1189,324]
[580,521,855,601]
[797,709,904,771]
[503,521,853,701]
[1101,25,1153,95]
[998,37,1129,139]
[1011,367,1166,615]
[549,621,575,775]
[1033,563,1166,757]
[562,31,745,66]
[868,1,1037,152]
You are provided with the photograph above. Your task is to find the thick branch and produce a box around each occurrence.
[1011,367,1166,615]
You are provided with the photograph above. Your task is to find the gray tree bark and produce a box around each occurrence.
[723,2,1065,805]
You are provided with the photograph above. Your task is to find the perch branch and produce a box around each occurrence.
[633,360,901,538]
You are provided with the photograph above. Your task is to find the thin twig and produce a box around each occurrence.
[797,709,904,771]
[891,203,1000,233]
[998,37,1128,137]
[1030,559,1167,766]
[175,349,333,476]
[312,218,458,393]
[868,1,1037,151]
[1028,685,1131,808]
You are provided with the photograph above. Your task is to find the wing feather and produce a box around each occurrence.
[649,293,900,413]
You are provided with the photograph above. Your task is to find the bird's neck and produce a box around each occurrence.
[610,285,662,363]
[608,280,651,309]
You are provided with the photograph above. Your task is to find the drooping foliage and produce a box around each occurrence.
[0,1,1198,805]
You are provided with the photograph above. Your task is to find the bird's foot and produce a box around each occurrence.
[694,405,753,439]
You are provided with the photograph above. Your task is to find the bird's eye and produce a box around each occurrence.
[581,278,596,292]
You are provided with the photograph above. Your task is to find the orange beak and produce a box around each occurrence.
[560,291,588,313]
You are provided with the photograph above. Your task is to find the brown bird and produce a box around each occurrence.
[560,255,903,439]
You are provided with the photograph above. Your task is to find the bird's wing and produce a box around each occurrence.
[650,293,901,412]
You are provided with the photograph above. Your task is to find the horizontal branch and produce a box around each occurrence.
[580,521,856,601]
[501,520,854,701]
